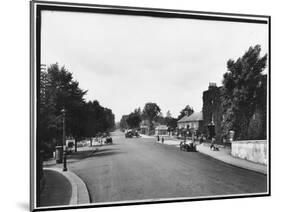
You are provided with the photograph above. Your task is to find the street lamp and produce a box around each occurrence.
[62,108,68,172]
[207,120,215,140]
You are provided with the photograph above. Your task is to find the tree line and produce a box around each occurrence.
[119,103,195,132]
[39,63,115,156]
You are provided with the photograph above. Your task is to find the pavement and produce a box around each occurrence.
[39,169,72,207]
[40,147,92,208]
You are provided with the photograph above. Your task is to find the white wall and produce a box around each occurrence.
[231,140,267,165]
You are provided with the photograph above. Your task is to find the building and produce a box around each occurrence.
[140,120,149,135]
[177,112,203,133]
[202,83,223,142]
[202,79,267,143]
[140,125,149,135]
[155,125,169,136]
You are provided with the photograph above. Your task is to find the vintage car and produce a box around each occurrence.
[125,130,140,138]
[104,136,113,144]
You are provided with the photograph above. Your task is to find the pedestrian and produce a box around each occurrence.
[161,137,164,144]
[200,135,204,144]
[210,137,215,150]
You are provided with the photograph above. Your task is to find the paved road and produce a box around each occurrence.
[68,130,267,203]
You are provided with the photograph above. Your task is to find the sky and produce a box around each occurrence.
[41,11,268,122]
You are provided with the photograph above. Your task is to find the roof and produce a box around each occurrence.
[155,125,168,130]
[177,112,203,123]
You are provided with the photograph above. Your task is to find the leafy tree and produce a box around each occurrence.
[166,110,172,118]
[142,103,161,130]
[39,63,87,152]
[84,100,115,145]
[119,115,129,130]
[221,45,267,140]
[177,105,194,120]
[39,63,115,150]
[126,109,142,129]
[155,112,165,125]
[165,117,178,130]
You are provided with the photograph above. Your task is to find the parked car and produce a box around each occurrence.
[125,129,140,138]
[125,130,133,138]
[104,136,113,144]
[179,141,197,152]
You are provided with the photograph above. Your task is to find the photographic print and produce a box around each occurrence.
[30,1,270,211]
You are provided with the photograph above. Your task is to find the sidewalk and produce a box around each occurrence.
[196,143,267,175]
[39,169,72,207]
[40,167,90,207]
[41,146,93,207]
[139,133,155,139]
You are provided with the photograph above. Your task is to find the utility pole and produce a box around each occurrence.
[62,108,68,172]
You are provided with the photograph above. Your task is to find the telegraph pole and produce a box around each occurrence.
[62,108,68,171]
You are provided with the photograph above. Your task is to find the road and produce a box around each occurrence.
[67,130,267,203]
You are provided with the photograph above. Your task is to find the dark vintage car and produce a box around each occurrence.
[104,136,113,144]
[125,130,140,138]
[179,141,197,152]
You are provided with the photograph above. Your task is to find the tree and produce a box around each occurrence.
[177,105,194,120]
[221,45,267,140]
[39,63,116,150]
[155,112,165,124]
[120,115,129,130]
[39,63,87,152]
[126,110,142,129]
[142,103,161,130]
[84,100,115,144]
[166,110,172,118]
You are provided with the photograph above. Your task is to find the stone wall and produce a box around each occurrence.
[231,140,267,165]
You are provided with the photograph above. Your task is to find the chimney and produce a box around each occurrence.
[208,82,217,89]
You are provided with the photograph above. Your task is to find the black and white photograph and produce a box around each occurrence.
[30,1,270,211]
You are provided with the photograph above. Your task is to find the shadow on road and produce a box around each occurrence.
[66,148,124,163]
[92,150,124,158]
[44,146,124,167]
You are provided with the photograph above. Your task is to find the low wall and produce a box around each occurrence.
[231,140,267,165]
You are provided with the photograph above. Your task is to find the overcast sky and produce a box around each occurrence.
[41,11,268,121]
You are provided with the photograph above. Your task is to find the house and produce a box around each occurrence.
[140,120,150,135]
[140,125,149,135]
[177,112,203,133]
[155,125,169,136]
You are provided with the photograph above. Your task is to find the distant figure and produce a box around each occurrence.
[210,137,219,151]
[200,136,204,144]
[161,137,164,144]
[157,135,160,141]
[210,137,215,150]
[100,137,103,146]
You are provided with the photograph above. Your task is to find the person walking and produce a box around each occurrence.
[210,137,215,150]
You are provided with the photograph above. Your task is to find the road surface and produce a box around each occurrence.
[67,130,267,203]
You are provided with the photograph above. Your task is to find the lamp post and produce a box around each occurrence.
[62,108,68,172]
[207,120,215,140]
